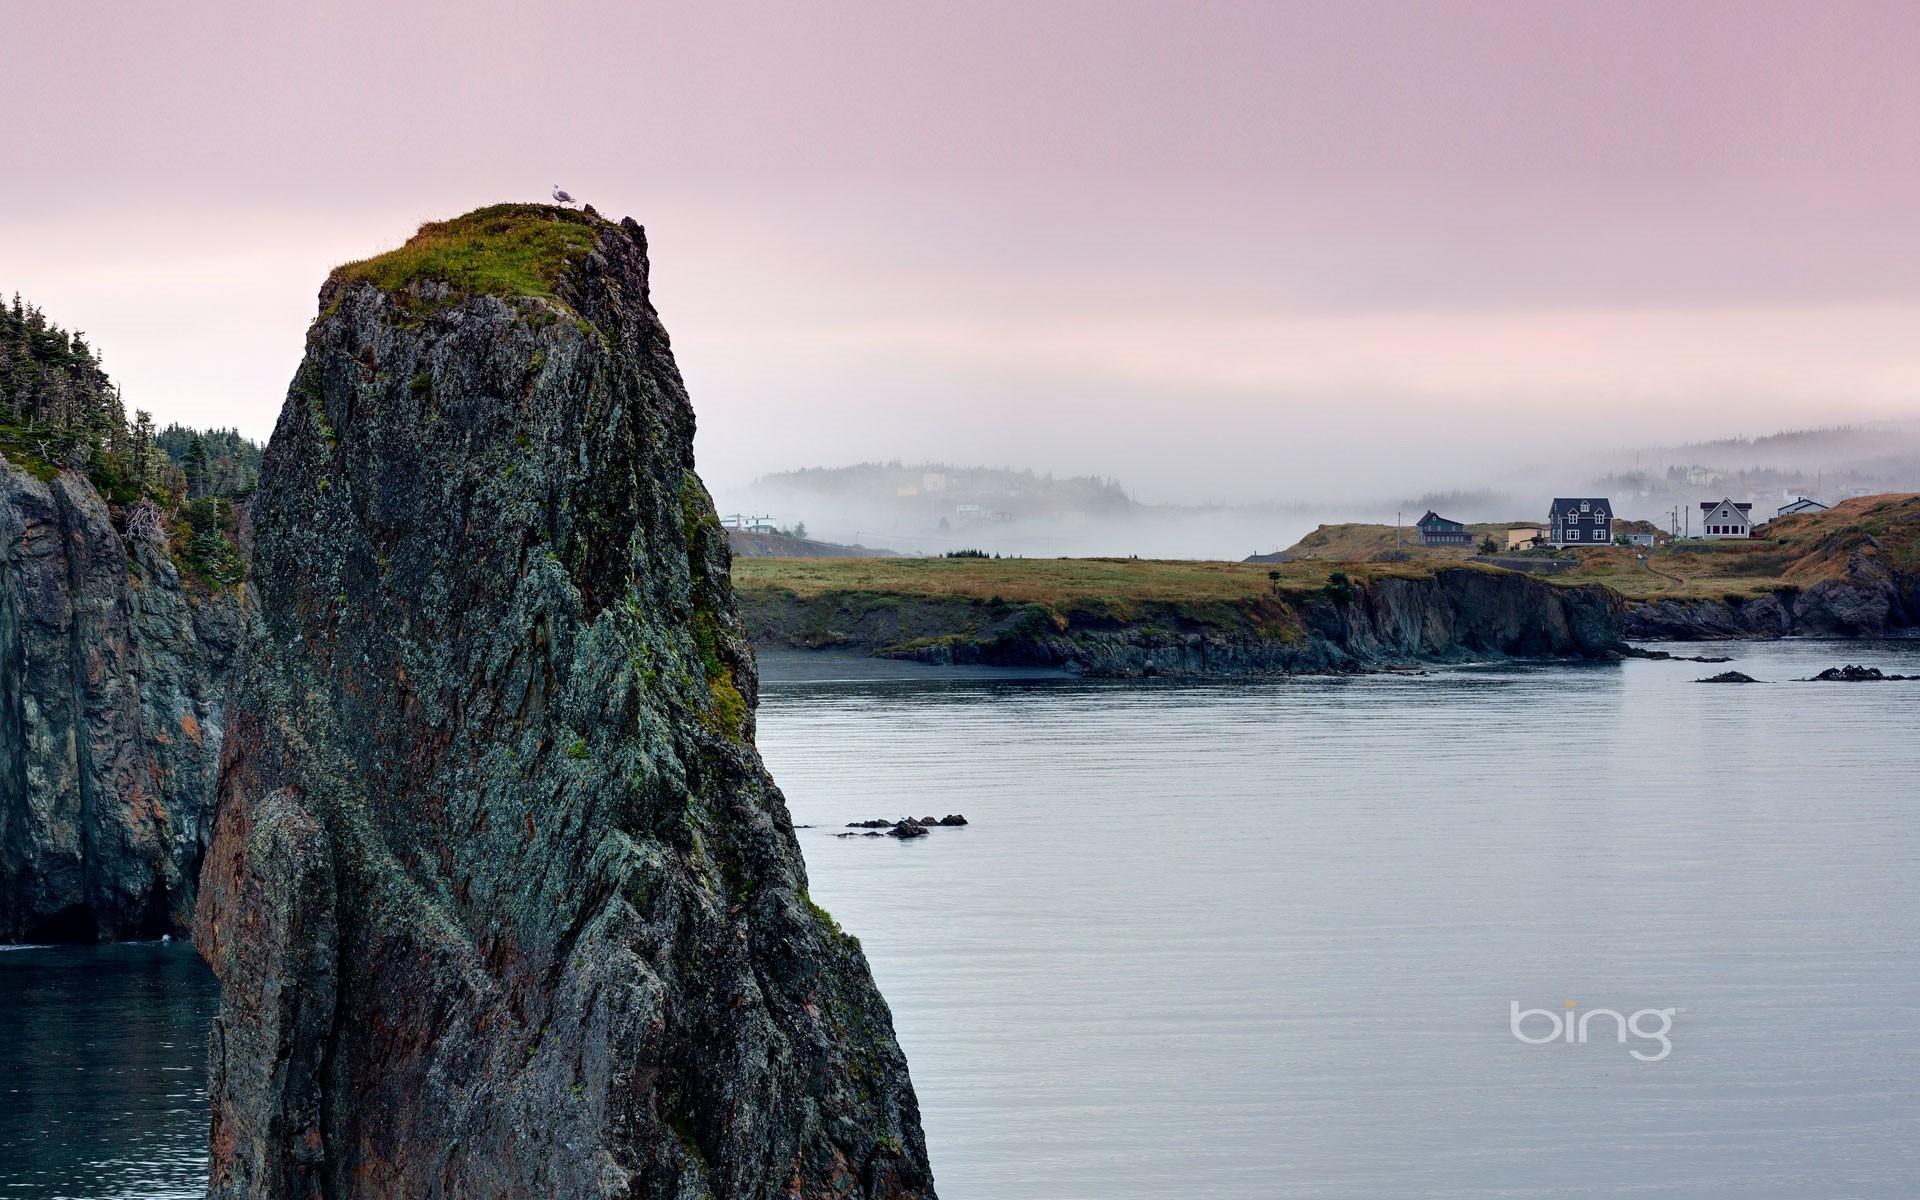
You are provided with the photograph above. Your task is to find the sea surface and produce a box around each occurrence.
[5,639,1918,1198]
[0,941,215,1199]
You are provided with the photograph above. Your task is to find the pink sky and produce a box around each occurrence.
[6,0,1919,501]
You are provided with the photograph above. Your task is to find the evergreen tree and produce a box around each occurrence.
[184,433,210,499]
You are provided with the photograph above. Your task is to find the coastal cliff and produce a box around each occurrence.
[0,460,241,941]
[193,206,933,1198]
[739,561,1626,675]
[1624,529,1919,640]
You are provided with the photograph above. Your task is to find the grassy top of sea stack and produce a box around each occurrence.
[327,203,608,306]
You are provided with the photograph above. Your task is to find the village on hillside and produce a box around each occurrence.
[1255,491,1840,566]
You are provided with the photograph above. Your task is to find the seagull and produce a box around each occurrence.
[551,184,576,206]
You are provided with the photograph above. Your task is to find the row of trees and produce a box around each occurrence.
[3,292,261,587]
[2,293,261,504]
[1,293,130,471]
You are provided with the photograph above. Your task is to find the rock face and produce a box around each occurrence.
[1624,545,1919,640]
[193,206,933,1199]
[0,461,241,941]
[743,566,1626,676]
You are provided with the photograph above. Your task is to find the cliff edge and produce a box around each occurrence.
[194,205,933,1198]
[737,559,1626,675]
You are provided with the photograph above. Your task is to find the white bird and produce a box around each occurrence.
[551,184,576,206]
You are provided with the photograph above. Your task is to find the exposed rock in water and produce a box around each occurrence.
[1,462,241,942]
[194,205,933,1198]
[1805,664,1915,682]
[844,814,968,832]
[1697,671,1760,684]
[1621,646,1732,663]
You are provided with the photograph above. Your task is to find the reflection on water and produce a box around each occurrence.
[4,641,1917,1198]
[0,941,215,1199]
[758,641,1920,1199]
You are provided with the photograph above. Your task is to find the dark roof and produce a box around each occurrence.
[1698,499,1753,513]
[1416,509,1464,528]
[1549,497,1611,517]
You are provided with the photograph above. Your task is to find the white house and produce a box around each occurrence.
[1699,498,1754,540]
[1777,497,1829,517]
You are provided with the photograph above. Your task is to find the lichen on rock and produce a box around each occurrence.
[195,206,934,1198]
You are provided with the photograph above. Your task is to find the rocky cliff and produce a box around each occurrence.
[0,461,241,941]
[742,565,1626,675]
[1624,539,1920,640]
[193,205,933,1199]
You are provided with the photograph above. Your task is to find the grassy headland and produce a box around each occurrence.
[730,496,1918,663]
[733,552,1624,671]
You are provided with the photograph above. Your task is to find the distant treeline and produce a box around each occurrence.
[156,424,262,500]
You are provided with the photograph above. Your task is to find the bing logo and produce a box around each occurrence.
[1510,999,1675,1062]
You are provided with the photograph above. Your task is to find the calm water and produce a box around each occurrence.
[0,942,215,1199]
[759,641,1920,1199]
[5,640,1918,1197]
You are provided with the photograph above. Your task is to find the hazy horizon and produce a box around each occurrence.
[7,1,1920,508]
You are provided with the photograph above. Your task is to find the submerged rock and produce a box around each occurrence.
[1,462,241,942]
[1697,671,1760,683]
[194,205,933,1198]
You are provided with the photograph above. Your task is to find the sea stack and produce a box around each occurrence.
[194,206,934,1198]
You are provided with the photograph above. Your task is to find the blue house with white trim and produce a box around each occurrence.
[1548,497,1612,547]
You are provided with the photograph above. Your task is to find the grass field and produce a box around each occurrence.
[731,554,1450,608]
